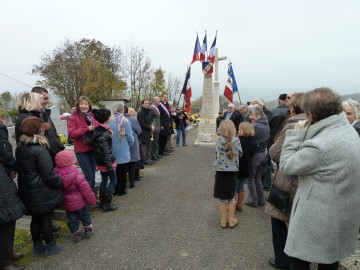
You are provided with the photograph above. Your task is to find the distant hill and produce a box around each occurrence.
[264,92,360,110]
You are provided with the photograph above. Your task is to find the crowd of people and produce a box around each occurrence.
[213,87,360,270]
[0,88,188,270]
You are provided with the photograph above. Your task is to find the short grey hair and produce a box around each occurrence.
[112,102,125,113]
[251,98,265,108]
[248,104,263,116]
[342,98,360,119]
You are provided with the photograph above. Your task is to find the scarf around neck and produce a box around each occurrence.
[114,112,128,138]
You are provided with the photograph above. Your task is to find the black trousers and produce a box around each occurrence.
[128,161,138,187]
[115,163,129,194]
[289,257,338,270]
[159,135,167,154]
[0,221,16,268]
[271,217,290,269]
[31,212,53,244]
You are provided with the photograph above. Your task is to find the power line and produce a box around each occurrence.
[0,72,32,88]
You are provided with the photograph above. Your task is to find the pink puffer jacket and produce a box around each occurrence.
[54,165,96,211]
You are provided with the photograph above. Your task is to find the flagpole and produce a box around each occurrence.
[177,65,190,110]
[237,91,242,105]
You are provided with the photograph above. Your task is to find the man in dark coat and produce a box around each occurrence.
[158,93,172,156]
[148,96,162,160]
[137,99,155,165]
[223,103,242,133]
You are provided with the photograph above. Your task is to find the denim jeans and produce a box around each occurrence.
[176,127,186,146]
[66,206,92,234]
[247,151,266,206]
[100,171,117,193]
[235,177,246,192]
[76,151,96,192]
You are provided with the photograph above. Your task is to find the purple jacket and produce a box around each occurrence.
[55,165,96,211]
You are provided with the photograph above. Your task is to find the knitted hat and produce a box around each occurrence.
[55,150,75,168]
[19,117,51,136]
[93,108,111,124]
[278,94,287,101]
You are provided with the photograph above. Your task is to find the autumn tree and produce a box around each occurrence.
[123,41,153,109]
[32,39,127,109]
[166,73,182,106]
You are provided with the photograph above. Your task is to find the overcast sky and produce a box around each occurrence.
[1,0,359,103]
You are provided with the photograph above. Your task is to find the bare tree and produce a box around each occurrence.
[166,73,181,106]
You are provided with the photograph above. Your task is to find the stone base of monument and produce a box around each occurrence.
[194,119,217,148]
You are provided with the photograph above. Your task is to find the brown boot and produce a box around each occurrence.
[228,203,238,228]
[218,204,228,228]
[236,192,245,212]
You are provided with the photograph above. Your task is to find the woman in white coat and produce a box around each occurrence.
[280,87,360,270]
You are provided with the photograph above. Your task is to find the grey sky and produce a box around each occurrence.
[1,0,359,104]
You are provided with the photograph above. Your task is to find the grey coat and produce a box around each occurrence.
[280,113,360,263]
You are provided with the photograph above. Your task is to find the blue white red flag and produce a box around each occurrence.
[202,61,213,75]
[200,32,207,62]
[223,63,238,103]
[191,34,201,64]
[181,67,192,112]
[207,33,217,63]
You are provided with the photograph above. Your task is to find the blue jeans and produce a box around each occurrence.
[100,171,117,193]
[176,127,186,145]
[247,151,266,206]
[66,206,92,234]
[236,177,246,192]
[76,151,96,192]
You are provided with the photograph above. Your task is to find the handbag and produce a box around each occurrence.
[267,185,290,213]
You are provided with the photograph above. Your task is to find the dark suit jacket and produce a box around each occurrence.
[223,111,242,133]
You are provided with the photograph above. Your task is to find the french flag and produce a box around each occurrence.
[207,32,217,63]
[181,67,192,112]
[200,32,207,62]
[223,63,238,103]
[191,34,201,64]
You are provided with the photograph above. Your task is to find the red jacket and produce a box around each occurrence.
[55,165,96,211]
[68,111,94,154]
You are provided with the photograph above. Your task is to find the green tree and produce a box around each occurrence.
[151,67,166,98]
[32,38,127,109]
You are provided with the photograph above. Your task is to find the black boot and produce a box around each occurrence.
[99,189,106,209]
[102,190,118,212]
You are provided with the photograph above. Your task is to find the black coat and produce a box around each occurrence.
[137,107,152,143]
[0,123,16,172]
[159,102,171,137]
[238,136,258,178]
[268,105,289,146]
[15,109,64,161]
[0,163,25,225]
[16,141,63,216]
[223,111,242,133]
[84,126,116,173]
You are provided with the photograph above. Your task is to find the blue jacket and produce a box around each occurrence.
[109,119,134,164]
[124,114,141,162]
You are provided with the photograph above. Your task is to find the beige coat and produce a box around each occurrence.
[264,113,306,222]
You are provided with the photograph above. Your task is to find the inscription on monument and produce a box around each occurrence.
[201,74,214,119]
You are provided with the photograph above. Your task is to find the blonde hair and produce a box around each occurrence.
[19,134,49,149]
[239,122,255,137]
[128,107,136,117]
[218,119,236,159]
[19,92,43,111]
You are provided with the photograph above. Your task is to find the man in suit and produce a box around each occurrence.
[223,103,241,133]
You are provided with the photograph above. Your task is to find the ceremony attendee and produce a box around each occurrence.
[264,93,305,270]
[67,96,97,192]
[238,104,249,122]
[0,123,26,270]
[216,111,224,134]
[137,99,155,165]
[166,101,175,152]
[16,117,63,257]
[84,109,118,211]
[342,98,360,136]
[236,122,257,212]
[174,107,188,146]
[263,93,289,191]
[213,120,242,228]
[158,93,172,156]
[54,150,96,242]
[31,87,65,163]
[246,104,269,207]
[148,97,161,160]
[280,87,360,270]
[124,105,142,188]
[110,103,134,196]
[223,103,241,133]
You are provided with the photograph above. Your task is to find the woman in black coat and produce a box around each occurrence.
[0,123,26,270]
[16,117,64,257]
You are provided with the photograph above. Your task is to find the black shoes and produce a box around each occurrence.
[160,153,169,156]
[268,259,289,270]
[144,160,155,165]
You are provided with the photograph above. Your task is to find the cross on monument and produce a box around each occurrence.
[213,48,227,116]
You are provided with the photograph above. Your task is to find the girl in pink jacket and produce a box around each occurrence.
[54,150,96,243]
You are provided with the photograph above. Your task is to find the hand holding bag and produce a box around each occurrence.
[267,185,290,213]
